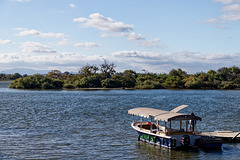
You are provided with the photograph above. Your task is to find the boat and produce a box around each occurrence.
[128,105,222,150]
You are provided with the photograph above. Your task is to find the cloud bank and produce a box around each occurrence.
[21,41,56,54]
[1,49,240,73]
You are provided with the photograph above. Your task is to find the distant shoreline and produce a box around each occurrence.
[2,81,240,90]
[6,66,240,90]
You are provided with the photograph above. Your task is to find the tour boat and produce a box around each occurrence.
[128,105,222,150]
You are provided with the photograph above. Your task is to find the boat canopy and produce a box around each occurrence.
[128,106,201,122]
[170,105,189,113]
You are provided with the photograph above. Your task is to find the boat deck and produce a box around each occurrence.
[200,131,240,143]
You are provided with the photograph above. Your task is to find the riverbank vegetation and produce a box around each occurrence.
[0,73,26,81]
[7,61,240,90]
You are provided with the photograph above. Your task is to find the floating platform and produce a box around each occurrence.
[200,131,240,143]
[198,136,222,150]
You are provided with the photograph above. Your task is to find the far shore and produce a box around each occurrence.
[64,87,240,91]
[66,87,135,90]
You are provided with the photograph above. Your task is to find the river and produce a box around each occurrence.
[0,81,239,159]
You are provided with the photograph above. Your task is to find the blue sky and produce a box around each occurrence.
[1,0,240,74]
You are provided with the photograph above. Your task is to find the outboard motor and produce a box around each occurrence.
[182,135,190,146]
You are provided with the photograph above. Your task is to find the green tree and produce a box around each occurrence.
[99,60,116,79]
[121,70,136,88]
[79,64,99,77]
[169,69,187,78]
[101,78,121,88]
[162,69,188,89]
[46,70,62,79]
[52,79,64,89]
[75,75,101,88]
[10,73,22,80]
[184,75,203,89]
[163,76,184,89]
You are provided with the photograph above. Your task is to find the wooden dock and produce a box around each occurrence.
[200,131,240,143]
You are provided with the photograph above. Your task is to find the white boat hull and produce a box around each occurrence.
[132,122,201,149]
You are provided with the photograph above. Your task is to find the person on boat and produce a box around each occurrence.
[189,112,196,132]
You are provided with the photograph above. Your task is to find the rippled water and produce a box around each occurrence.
[0,81,239,159]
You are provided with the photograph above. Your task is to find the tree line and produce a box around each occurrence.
[8,61,240,90]
[0,73,26,81]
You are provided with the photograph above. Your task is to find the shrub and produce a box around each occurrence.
[101,78,121,88]
[63,83,75,89]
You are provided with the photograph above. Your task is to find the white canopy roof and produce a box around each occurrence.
[128,105,201,122]
[170,105,189,113]
[128,108,168,118]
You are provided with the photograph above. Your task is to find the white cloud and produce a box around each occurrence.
[75,42,102,48]
[221,4,240,11]
[73,13,134,32]
[100,32,163,48]
[21,41,56,54]
[215,0,240,4]
[203,0,240,26]
[69,3,76,8]
[136,38,165,48]
[17,28,66,39]
[55,39,71,46]
[100,32,144,41]
[74,13,162,48]
[100,32,125,38]
[126,32,145,41]
[16,0,31,2]
[0,39,12,45]
[220,12,240,21]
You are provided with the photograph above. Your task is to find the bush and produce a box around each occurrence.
[42,81,53,89]
[63,83,75,89]
[74,75,101,88]
[52,79,64,89]
[219,81,235,89]
[9,74,63,89]
[184,76,203,89]
[136,80,162,89]
[101,78,121,88]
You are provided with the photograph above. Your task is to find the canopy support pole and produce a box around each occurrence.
[150,116,153,133]
[164,121,167,134]
[180,120,182,130]
[140,117,142,130]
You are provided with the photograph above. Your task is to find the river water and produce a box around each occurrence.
[0,81,239,159]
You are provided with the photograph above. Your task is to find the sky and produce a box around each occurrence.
[1,0,240,74]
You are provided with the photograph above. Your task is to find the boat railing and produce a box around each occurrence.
[133,121,195,135]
